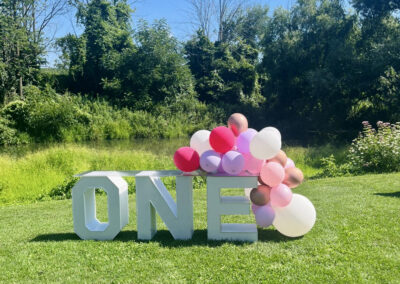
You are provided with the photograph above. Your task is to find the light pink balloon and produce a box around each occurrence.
[259,162,285,187]
[243,153,264,174]
[270,184,293,207]
[254,204,275,228]
[285,158,295,169]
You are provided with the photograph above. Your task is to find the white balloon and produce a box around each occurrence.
[262,126,281,140]
[190,130,212,156]
[249,129,281,160]
[272,194,316,237]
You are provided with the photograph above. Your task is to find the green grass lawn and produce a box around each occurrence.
[1,173,399,283]
[0,143,345,205]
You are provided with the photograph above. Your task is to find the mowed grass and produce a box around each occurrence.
[0,143,345,205]
[0,173,399,282]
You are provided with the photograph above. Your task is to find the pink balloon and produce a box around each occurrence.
[222,151,245,175]
[254,204,275,227]
[270,184,293,207]
[285,158,295,169]
[173,147,200,172]
[243,153,264,174]
[259,162,285,187]
[209,126,235,154]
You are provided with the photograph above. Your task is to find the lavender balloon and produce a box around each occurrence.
[200,150,222,173]
[237,128,257,154]
[254,204,275,228]
[221,151,245,175]
[251,203,261,214]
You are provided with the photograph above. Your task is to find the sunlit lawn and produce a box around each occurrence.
[0,173,399,282]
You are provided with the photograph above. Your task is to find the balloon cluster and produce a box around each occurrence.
[173,113,316,238]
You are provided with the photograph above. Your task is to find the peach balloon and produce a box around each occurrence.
[259,162,285,187]
[268,150,287,167]
[228,113,248,136]
[250,185,271,206]
[283,167,304,188]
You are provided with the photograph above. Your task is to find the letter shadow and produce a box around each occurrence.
[374,191,400,198]
[30,229,299,246]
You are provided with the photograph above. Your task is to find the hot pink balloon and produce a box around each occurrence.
[285,158,295,169]
[237,128,257,154]
[173,147,200,172]
[221,151,245,175]
[270,184,293,207]
[243,153,264,174]
[254,204,275,228]
[209,126,235,154]
[259,162,285,187]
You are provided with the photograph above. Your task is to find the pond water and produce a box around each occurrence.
[0,138,189,157]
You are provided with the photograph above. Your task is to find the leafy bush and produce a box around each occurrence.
[0,85,218,145]
[0,117,19,145]
[320,121,400,177]
[45,177,79,200]
[319,155,351,177]
[1,100,29,131]
[348,121,400,173]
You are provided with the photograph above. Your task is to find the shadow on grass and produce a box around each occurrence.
[374,191,400,198]
[30,229,299,246]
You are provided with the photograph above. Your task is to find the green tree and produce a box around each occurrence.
[116,20,195,109]
[59,0,134,96]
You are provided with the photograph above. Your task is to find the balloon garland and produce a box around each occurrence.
[173,113,316,238]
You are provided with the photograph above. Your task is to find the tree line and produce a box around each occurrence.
[1,0,400,142]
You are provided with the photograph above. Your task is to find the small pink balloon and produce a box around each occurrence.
[270,184,293,207]
[254,204,275,227]
[259,162,285,187]
[243,153,264,174]
[222,151,245,175]
[285,158,295,169]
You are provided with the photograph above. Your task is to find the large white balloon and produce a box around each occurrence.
[190,130,212,156]
[249,129,281,160]
[262,126,281,140]
[272,194,316,237]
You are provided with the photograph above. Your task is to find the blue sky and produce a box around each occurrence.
[46,0,295,66]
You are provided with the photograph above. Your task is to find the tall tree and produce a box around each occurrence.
[187,0,214,38]
[59,0,134,95]
[352,0,400,17]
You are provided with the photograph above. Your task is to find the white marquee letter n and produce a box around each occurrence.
[136,175,193,240]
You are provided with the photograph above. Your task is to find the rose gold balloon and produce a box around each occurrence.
[250,185,271,206]
[283,167,304,188]
[228,113,248,136]
[268,150,287,167]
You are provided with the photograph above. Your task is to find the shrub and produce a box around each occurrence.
[1,100,29,131]
[348,121,400,173]
[45,177,79,200]
[0,117,19,146]
[319,155,351,177]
